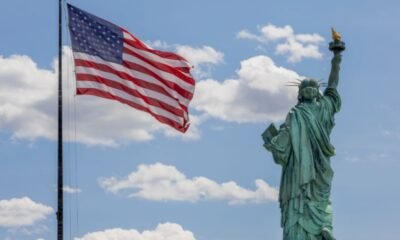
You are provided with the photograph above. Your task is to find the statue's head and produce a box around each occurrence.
[297,78,321,102]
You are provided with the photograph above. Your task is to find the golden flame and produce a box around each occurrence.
[331,27,341,41]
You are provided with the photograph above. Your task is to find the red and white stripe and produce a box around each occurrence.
[73,29,195,133]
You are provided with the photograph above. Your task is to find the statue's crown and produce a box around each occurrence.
[286,78,326,88]
[299,78,320,90]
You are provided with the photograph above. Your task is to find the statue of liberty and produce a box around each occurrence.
[262,28,345,240]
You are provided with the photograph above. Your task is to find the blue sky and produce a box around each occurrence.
[0,0,399,240]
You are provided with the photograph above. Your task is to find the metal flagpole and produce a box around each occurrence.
[57,0,64,239]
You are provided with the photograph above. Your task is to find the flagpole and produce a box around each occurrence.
[57,0,64,239]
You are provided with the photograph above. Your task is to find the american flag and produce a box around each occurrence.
[67,4,195,133]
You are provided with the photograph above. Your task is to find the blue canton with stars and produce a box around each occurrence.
[67,4,123,64]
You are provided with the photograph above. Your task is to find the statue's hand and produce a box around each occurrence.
[263,143,273,152]
[332,53,342,64]
[275,129,290,148]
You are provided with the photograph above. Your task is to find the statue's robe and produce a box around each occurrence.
[267,88,341,240]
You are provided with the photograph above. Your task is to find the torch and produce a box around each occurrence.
[329,27,346,54]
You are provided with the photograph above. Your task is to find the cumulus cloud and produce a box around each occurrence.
[0,197,53,228]
[177,45,224,78]
[63,185,82,194]
[99,163,278,204]
[192,55,300,122]
[75,222,195,240]
[236,30,264,42]
[0,48,202,146]
[0,54,57,141]
[146,40,172,50]
[276,38,322,63]
[260,24,294,41]
[237,23,324,62]
[295,33,324,43]
[176,45,224,66]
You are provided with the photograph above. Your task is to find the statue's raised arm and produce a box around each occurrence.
[327,28,345,89]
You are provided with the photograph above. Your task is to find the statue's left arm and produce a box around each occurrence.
[264,115,292,166]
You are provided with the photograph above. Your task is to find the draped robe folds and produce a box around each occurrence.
[266,88,341,240]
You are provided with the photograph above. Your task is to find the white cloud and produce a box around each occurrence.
[75,223,195,240]
[237,23,325,62]
[146,40,172,49]
[192,55,300,122]
[0,48,202,146]
[276,38,322,63]
[176,45,224,67]
[0,54,57,141]
[236,30,264,42]
[0,197,53,228]
[260,24,294,41]
[176,45,224,78]
[295,33,324,43]
[8,225,49,236]
[63,185,82,194]
[99,163,278,204]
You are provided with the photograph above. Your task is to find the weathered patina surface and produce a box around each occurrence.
[263,30,345,240]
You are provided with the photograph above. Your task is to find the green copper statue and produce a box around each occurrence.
[263,28,345,240]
